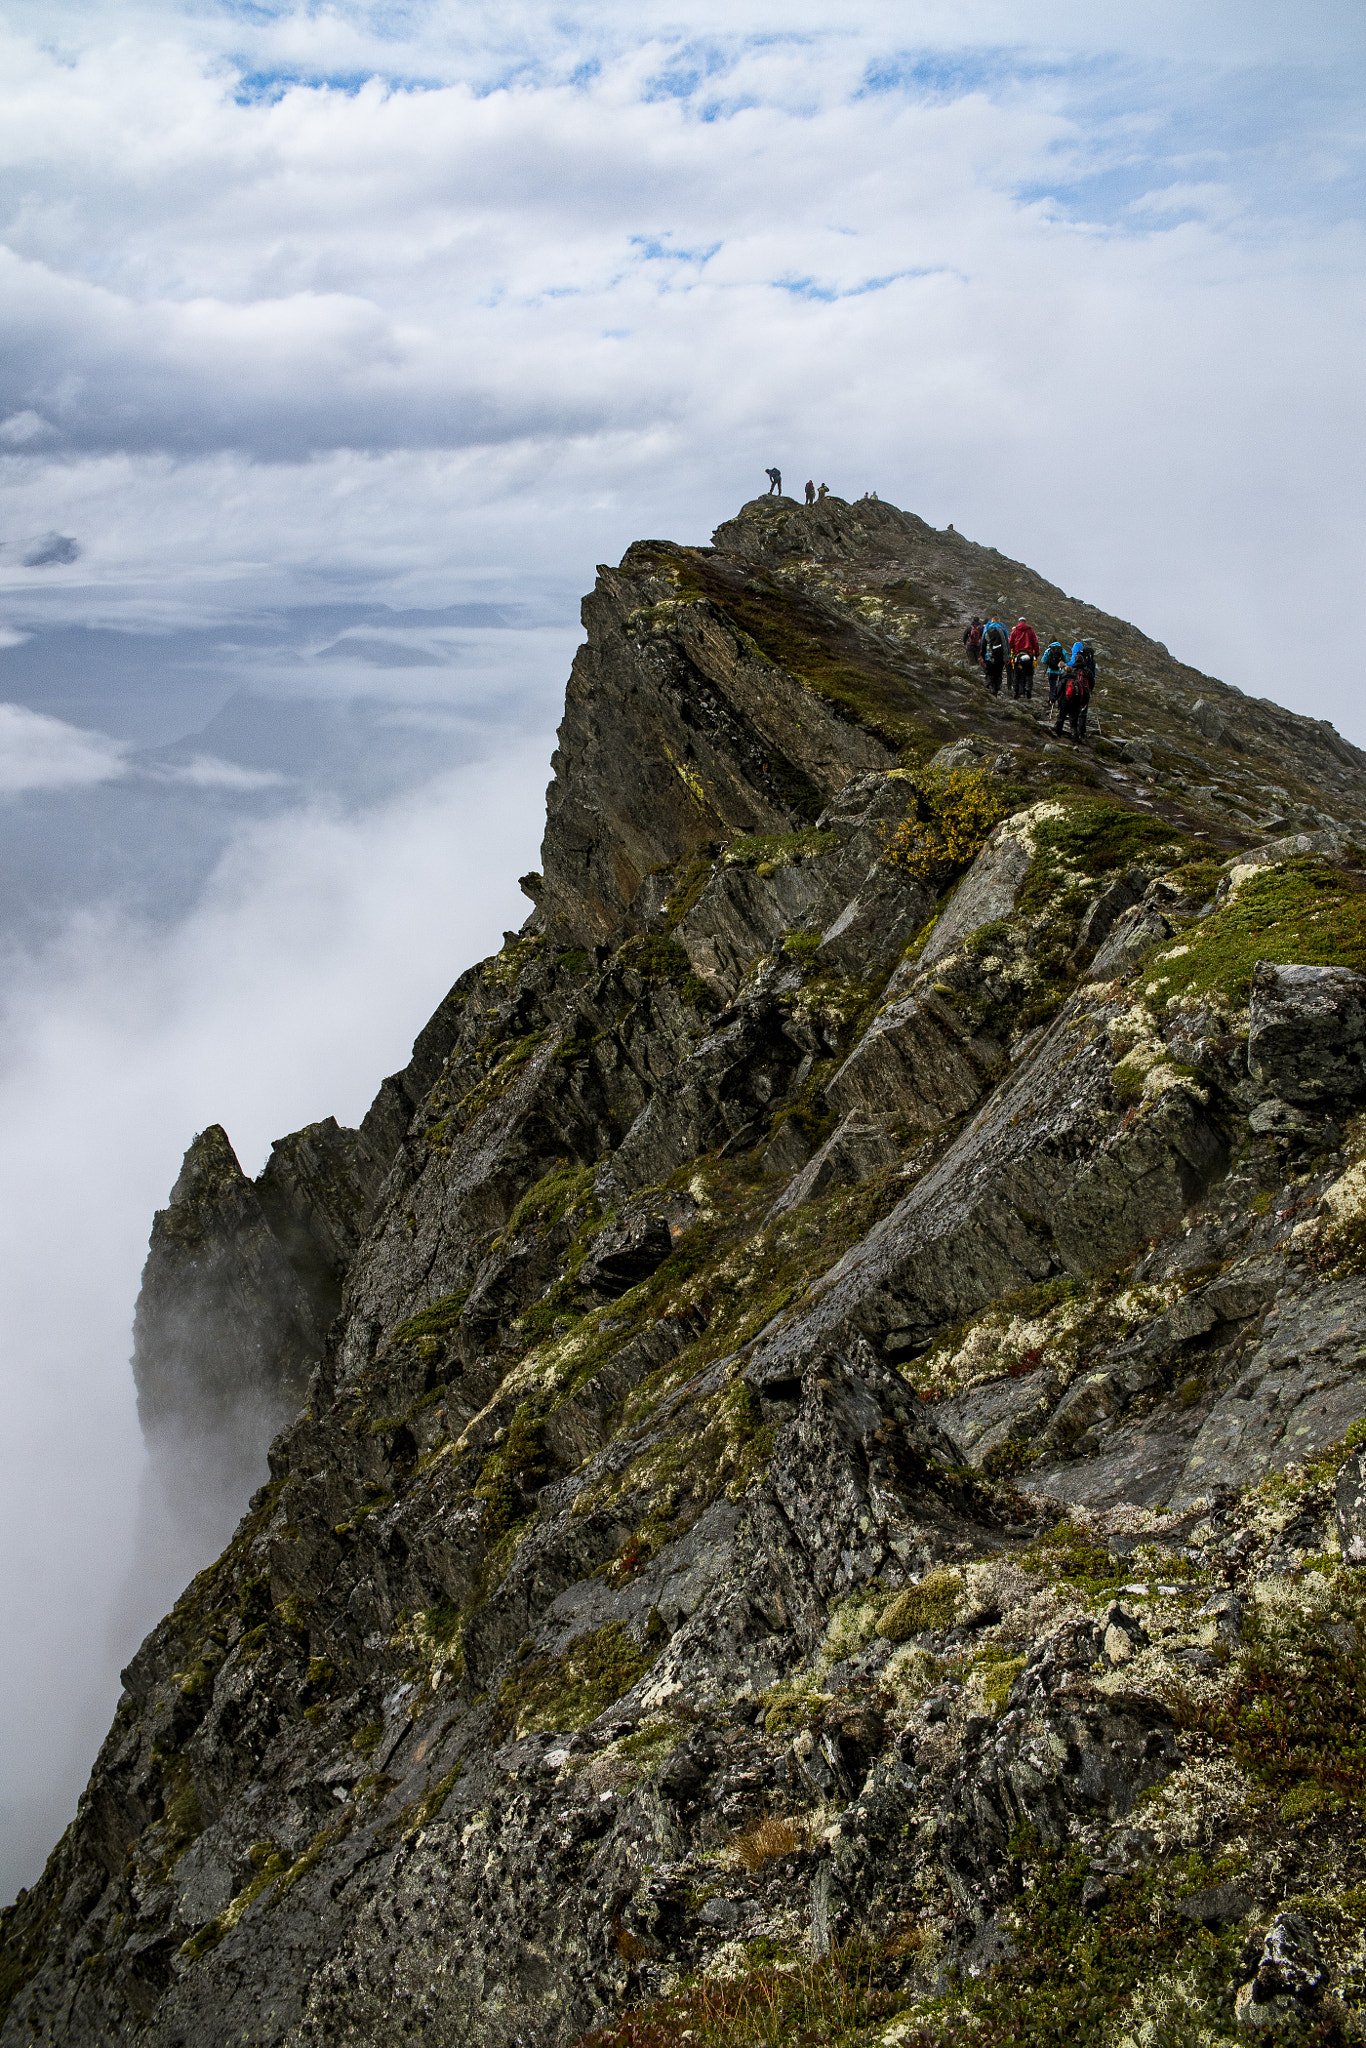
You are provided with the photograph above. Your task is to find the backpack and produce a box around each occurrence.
[1043,642,1063,669]
[966,622,983,652]
[1077,647,1096,687]
[984,624,1006,656]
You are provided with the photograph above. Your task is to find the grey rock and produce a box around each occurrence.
[679,861,823,998]
[767,1111,900,1219]
[1169,1277,1366,1509]
[1074,869,1149,958]
[1191,699,1226,743]
[815,861,933,976]
[18,491,1366,2048]
[826,985,1000,1131]
[1178,1882,1253,1928]
[920,823,1034,968]
[1336,1445,1366,1563]
[1247,959,1366,1105]
[1087,900,1172,981]
[942,1619,1179,1918]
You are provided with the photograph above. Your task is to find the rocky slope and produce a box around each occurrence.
[8,492,1366,2046]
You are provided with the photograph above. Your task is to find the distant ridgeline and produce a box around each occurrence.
[10,494,1366,2046]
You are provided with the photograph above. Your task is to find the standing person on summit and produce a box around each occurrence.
[765,467,782,496]
[1008,617,1039,699]
[805,480,815,505]
[981,618,1008,695]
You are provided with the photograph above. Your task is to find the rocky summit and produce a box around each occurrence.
[10,492,1366,2047]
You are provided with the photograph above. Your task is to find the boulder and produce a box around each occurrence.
[1247,960,1366,1105]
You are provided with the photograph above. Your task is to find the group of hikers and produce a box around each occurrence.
[962,615,1096,741]
[759,470,1095,742]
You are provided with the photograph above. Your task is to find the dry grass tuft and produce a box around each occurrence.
[733,1814,805,1872]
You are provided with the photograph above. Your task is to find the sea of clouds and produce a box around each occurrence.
[0,0,1361,1900]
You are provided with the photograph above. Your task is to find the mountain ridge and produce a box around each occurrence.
[7,493,1366,2045]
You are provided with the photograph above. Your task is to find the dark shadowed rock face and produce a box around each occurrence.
[10,495,1366,2047]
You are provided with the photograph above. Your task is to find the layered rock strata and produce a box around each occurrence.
[8,494,1366,2046]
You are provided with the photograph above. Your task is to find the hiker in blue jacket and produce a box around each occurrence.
[1041,640,1065,705]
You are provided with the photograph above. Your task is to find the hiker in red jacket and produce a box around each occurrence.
[1008,618,1039,700]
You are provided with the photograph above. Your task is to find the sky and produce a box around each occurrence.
[0,0,1362,1901]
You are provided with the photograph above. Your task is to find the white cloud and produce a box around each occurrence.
[0,700,126,793]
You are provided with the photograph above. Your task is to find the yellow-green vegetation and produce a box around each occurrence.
[782,927,824,967]
[1144,856,1366,1012]
[1018,1517,1128,1597]
[1021,799,1192,907]
[491,1622,658,1742]
[503,1161,597,1240]
[483,933,543,991]
[725,830,838,870]
[137,1755,204,1885]
[877,1569,962,1642]
[880,765,1013,882]
[391,1287,472,1351]
[977,1648,1027,1717]
[435,1029,546,1138]
[593,1376,777,1586]
[474,1402,551,1538]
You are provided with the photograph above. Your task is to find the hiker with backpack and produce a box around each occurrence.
[765,467,782,496]
[981,619,1008,695]
[1009,617,1039,699]
[1041,639,1065,705]
[962,617,983,665]
[1053,640,1096,742]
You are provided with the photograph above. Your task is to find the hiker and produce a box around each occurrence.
[1053,663,1084,742]
[1008,617,1039,700]
[1041,638,1065,705]
[962,617,983,665]
[1053,641,1095,742]
[765,466,782,496]
[1072,641,1097,736]
[981,618,1008,695]
[805,479,815,505]
[817,482,829,500]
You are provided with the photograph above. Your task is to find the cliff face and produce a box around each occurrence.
[9,494,1366,2047]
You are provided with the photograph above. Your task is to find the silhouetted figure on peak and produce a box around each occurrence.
[817,482,829,500]
[805,479,815,505]
[765,466,782,496]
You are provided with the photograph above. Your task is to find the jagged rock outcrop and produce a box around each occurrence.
[9,493,1366,2048]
